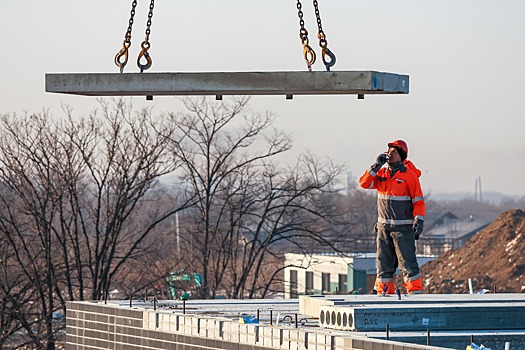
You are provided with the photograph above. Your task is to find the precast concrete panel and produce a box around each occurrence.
[45,71,409,97]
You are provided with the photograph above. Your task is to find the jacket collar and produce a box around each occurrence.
[388,161,406,176]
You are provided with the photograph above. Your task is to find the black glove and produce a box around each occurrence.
[371,153,388,173]
[413,218,424,240]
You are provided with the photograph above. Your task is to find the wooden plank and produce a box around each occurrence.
[45,71,409,97]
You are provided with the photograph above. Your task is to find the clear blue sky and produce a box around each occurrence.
[1,1,525,197]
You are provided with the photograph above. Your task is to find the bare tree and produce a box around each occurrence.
[161,96,293,298]
[226,154,344,298]
[160,97,348,298]
[0,100,192,349]
[0,227,39,348]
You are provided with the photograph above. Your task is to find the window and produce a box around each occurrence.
[305,271,314,295]
[322,273,331,294]
[290,270,298,298]
[338,274,347,294]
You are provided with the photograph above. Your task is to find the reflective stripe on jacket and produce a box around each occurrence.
[359,160,425,226]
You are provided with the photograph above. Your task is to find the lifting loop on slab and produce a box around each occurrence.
[137,0,156,73]
[115,0,138,73]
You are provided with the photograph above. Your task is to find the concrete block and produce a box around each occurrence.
[191,335,208,347]
[275,328,285,348]
[245,324,259,344]
[299,295,336,318]
[224,321,240,343]
[65,333,77,346]
[306,331,318,350]
[280,329,291,349]
[297,331,309,350]
[223,339,240,350]
[334,336,355,350]
[190,317,201,336]
[289,329,300,350]
[213,320,225,339]
[254,325,261,345]
[261,326,273,347]
[320,302,525,331]
[222,321,232,342]
[166,313,176,333]
[182,315,193,334]
[200,318,210,337]
[200,317,210,337]
[239,323,249,344]
[45,71,410,97]
[158,313,170,332]
[314,333,334,350]
[142,311,154,330]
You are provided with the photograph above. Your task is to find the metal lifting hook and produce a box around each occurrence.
[321,47,336,72]
[303,45,316,71]
[137,41,152,73]
[299,28,316,71]
[115,34,132,73]
[115,0,137,73]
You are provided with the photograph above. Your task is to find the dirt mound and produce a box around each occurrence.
[420,209,525,294]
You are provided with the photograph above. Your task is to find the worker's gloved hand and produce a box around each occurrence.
[371,153,388,173]
[413,217,424,240]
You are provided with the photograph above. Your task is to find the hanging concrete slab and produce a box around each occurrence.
[44,71,409,98]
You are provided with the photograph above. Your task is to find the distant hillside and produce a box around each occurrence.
[420,209,525,293]
[431,191,523,204]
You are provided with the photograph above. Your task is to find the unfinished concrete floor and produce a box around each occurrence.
[68,294,525,349]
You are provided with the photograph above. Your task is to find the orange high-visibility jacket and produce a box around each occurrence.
[359,160,425,226]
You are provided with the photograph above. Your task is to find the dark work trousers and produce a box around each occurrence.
[376,223,420,282]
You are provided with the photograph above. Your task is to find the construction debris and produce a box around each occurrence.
[421,209,525,294]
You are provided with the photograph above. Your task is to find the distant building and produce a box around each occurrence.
[418,211,490,255]
[283,252,437,298]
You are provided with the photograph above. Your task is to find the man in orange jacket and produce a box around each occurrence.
[359,140,425,295]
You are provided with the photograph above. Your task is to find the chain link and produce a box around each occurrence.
[312,0,336,71]
[296,0,316,70]
[137,0,155,72]
[115,0,138,73]
[145,0,155,41]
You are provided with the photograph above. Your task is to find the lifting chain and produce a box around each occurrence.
[312,0,336,71]
[115,0,138,73]
[137,0,155,73]
[296,0,316,71]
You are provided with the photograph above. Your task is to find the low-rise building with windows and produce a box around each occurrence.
[284,252,437,298]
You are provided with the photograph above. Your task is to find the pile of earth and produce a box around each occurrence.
[420,209,525,294]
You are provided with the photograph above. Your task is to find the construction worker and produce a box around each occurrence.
[359,140,425,294]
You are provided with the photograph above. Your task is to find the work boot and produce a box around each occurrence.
[375,280,395,295]
[405,277,424,294]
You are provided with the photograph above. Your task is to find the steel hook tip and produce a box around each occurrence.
[322,47,336,71]
[137,50,152,73]
[303,44,316,68]
[115,47,129,72]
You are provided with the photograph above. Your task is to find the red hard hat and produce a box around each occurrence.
[387,140,408,157]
